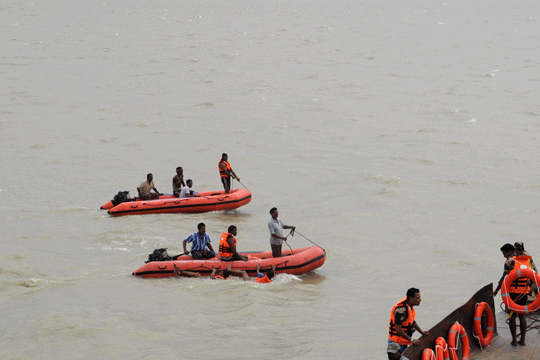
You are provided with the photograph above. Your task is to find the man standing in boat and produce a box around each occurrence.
[218,225,248,261]
[493,243,530,346]
[137,173,162,200]
[388,288,429,353]
[172,166,186,197]
[219,153,240,194]
[268,207,295,258]
[182,222,215,260]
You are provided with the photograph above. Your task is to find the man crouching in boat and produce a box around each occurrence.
[182,222,215,260]
[137,173,162,200]
[219,225,248,261]
[388,288,429,354]
[210,264,248,280]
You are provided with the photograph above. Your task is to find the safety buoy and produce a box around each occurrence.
[435,337,450,360]
[447,322,470,360]
[501,267,540,314]
[473,302,494,348]
[422,348,436,360]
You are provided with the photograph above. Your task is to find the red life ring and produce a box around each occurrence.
[473,302,494,347]
[447,322,470,360]
[422,348,436,360]
[501,267,540,314]
[435,337,449,360]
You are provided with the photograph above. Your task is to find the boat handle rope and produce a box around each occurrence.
[290,230,324,250]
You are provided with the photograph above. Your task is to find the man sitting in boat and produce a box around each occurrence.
[172,167,186,197]
[179,179,199,198]
[219,225,248,261]
[255,263,276,283]
[182,222,216,260]
[137,173,162,200]
[210,264,248,280]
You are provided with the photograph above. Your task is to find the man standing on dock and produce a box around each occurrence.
[388,288,429,353]
[493,243,529,346]
[219,153,240,194]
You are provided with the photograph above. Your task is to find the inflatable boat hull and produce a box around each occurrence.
[132,246,326,278]
[107,189,251,216]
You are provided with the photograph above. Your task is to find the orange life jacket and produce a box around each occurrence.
[219,232,236,257]
[388,298,416,345]
[219,160,231,177]
[510,255,533,294]
[256,275,271,284]
[215,274,224,279]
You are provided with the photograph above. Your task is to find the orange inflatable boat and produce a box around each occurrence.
[132,246,326,278]
[106,188,251,217]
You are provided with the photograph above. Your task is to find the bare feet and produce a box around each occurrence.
[518,340,526,346]
[511,340,518,346]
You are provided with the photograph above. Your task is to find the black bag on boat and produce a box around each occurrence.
[112,191,131,206]
[146,248,173,263]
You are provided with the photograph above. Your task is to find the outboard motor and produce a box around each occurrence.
[111,191,131,206]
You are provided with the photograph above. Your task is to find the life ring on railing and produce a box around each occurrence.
[422,348,436,360]
[473,302,494,348]
[501,267,540,314]
[447,322,470,360]
[435,337,449,360]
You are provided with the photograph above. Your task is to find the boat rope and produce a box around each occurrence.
[237,179,249,191]
[290,230,324,250]
[498,300,540,335]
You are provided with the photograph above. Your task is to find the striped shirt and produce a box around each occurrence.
[184,232,211,251]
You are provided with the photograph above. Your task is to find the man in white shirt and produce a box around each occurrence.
[179,179,198,198]
[268,207,295,257]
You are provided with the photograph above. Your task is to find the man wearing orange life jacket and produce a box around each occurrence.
[493,243,532,346]
[218,225,248,261]
[388,288,429,354]
[515,241,538,297]
[219,153,240,194]
[255,263,277,283]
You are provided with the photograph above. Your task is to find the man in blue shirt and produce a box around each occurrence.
[182,223,216,260]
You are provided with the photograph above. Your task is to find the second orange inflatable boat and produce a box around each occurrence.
[107,188,251,216]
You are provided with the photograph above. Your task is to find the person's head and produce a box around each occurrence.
[222,153,228,161]
[406,288,421,307]
[500,243,515,258]
[270,207,278,218]
[514,242,525,253]
[387,341,404,360]
[147,173,153,182]
[267,269,275,280]
[187,179,193,187]
[198,222,206,234]
[176,167,183,174]
[228,225,237,235]
[221,270,230,279]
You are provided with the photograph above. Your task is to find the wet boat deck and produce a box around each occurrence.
[471,311,540,360]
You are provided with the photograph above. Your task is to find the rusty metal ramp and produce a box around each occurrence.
[402,284,540,360]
